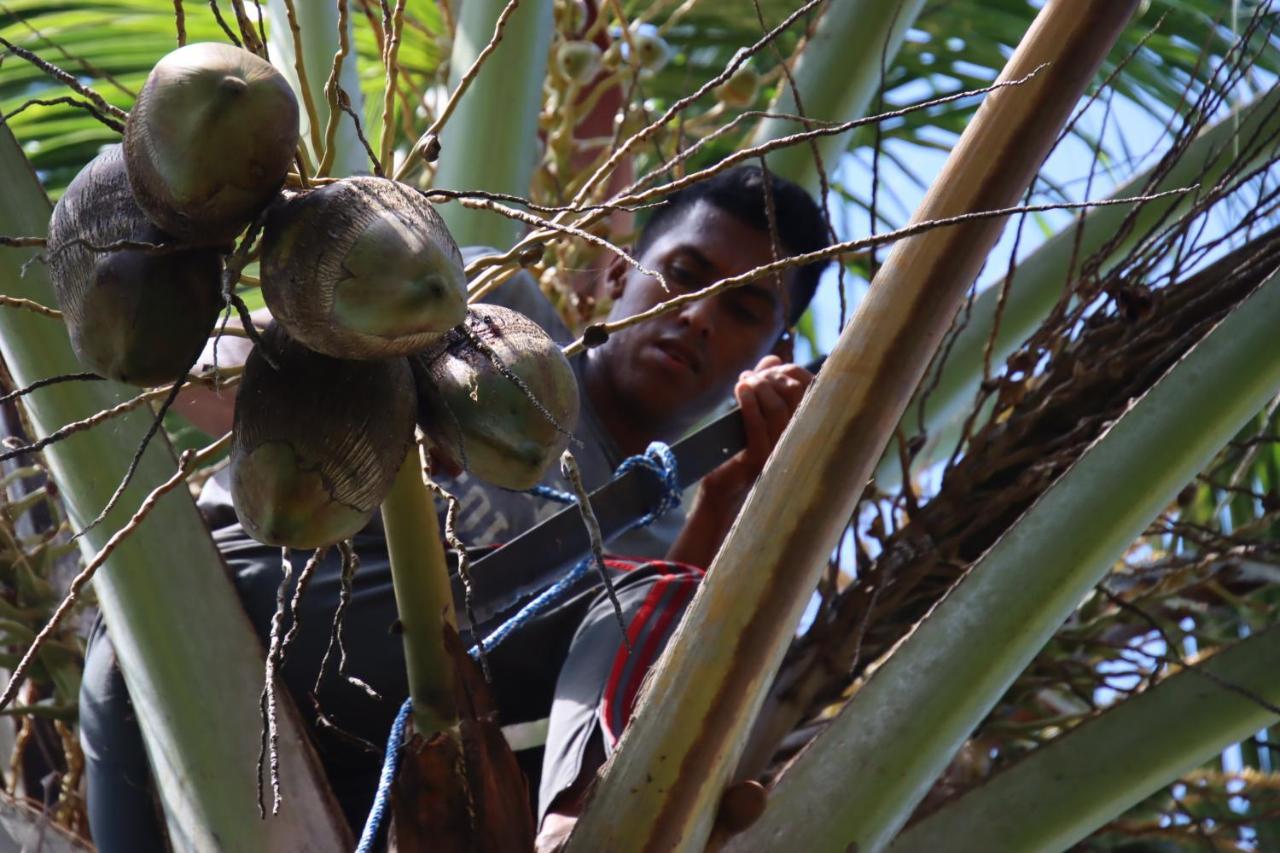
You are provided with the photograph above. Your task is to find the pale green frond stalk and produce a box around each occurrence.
[266,0,367,177]
[734,262,1280,853]
[381,450,458,736]
[877,86,1280,488]
[566,3,1135,851]
[890,623,1280,853]
[753,0,927,192]
[432,0,554,248]
[0,130,347,851]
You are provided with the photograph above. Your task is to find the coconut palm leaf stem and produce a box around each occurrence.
[888,622,1280,853]
[735,253,1280,853]
[0,127,348,851]
[432,0,555,248]
[564,2,1137,851]
[752,0,927,192]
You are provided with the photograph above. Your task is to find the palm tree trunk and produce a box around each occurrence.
[565,2,1138,850]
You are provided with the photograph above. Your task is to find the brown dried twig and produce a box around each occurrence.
[561,449,629,650]
[315,540,380,700]
[569,0,828,206]
[0,382,183,465]
[257,547,292,817]
[0,35,128,124]
[466,68,1056,300]
[2,96,125,134]
[280,0,326,158]
[422,462,488,677]
[316,0,352,177]
[0,372,102,407]
[458,196,671,293]
[337,87,383,177]
[0,295,61,320]
[72,374,188,541]
[379,0,408,169]
[206,1,243,48]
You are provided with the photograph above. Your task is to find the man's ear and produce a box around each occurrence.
[604,252,630,301]
[771,329,795,362]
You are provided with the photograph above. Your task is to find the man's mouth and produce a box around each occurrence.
[653,339,702,373]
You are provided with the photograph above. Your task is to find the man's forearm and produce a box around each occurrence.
[171,307,269,436]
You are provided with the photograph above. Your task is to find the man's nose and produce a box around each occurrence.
[679,300,713,338]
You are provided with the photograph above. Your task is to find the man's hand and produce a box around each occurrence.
[666,355,812,567]
[702,355,813,506]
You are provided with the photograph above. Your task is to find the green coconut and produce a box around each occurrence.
[47,145,223,387]
[260,177,467,359]
[411,304,580,490]
[230,324,416,549]
[125,42,299,245]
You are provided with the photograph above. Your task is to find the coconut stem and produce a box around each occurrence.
[280,0,326,160]
[382,442,458,736]
[392,0,524,182]
[379,0,407,170]
[317,0,352,177]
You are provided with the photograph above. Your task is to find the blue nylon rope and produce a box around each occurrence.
[471,441,681,655]
[356,696,412,853]
[357,442,681,850]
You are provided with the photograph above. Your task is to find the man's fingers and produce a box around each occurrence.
[755,354,783,371]
[736,383,770,467]
[773,374,808,409]
[749,381,792,440]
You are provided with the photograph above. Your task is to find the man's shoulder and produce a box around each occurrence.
[461,246,570,343]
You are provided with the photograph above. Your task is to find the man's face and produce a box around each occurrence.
[591,200,796,431]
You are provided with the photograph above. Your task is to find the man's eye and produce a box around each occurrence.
[664,260,697,288]
[727,298,767,325]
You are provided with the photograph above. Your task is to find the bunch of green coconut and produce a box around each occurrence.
[47,43,579,549]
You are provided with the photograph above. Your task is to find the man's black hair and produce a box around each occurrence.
[635,164,831,325]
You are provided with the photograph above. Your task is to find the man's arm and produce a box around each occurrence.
[172,307,270,436]
[665,355,812,567]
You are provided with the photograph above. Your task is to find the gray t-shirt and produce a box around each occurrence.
[197,248,685,559]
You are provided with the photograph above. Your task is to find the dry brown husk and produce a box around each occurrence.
[388,627,535,853]
[230,324,415,548]
[261,177,467,359]
[125,42,299,245]
[411,304,580,490]
[47,144,222,386]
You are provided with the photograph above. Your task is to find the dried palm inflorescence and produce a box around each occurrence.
[0,411,88,835]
